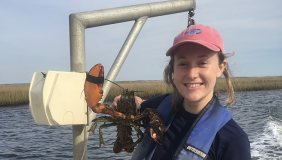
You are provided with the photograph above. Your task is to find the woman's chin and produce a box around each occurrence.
[182,91,214,106]
[183,95,202,103]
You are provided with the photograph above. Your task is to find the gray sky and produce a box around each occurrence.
[1,0,281,84]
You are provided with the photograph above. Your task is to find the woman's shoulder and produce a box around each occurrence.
[208,118,251,160]
[217,118,248,140]
[140,93,171,112]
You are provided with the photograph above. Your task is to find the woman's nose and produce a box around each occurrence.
[186,67,198,80]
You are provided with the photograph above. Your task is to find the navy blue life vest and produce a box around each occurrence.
[131,95,233,160]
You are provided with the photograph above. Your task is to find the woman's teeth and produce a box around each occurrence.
[185,83,201,87]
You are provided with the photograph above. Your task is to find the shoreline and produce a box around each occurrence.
[1,76,282,107]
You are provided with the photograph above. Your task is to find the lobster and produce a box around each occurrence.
[84,63,166,154]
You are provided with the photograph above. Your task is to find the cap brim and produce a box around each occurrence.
[166,40,220,56]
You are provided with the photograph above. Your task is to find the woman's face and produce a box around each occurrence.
[173,43,226,107]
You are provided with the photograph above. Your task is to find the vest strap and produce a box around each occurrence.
[183,144,207,159]
[172,95,216,160]
[175,96,233,160]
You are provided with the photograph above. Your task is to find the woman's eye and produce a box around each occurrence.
[200,62,207,65]
[178,63,186,66]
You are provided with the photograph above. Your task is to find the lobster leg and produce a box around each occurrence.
[88,116,115,134]
[130,108,160,120]
[92,103,126,119]
[99,123,118,148]
[130,123,144,147]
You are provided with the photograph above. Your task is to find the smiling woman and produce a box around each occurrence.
[127,24,251,160]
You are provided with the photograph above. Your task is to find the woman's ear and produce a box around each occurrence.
[217,60,227,77]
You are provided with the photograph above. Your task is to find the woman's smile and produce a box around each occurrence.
[184,83,203,87]
[184,83,204,91]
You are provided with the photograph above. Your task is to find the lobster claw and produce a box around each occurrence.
[84,63,104,108]
[149,114,166,145]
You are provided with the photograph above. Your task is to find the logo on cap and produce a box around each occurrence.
[185,29,202,35]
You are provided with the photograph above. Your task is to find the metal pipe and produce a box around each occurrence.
[71,0,196,28]
[69,10,88,160]
[70,13,86,73]
[100,16,148,102]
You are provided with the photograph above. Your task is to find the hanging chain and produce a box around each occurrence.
[187,10,196,28]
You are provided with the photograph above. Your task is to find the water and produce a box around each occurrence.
[228,89,282,159]
[0,89,282,160]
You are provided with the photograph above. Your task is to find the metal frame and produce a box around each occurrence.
[69,0,195,159]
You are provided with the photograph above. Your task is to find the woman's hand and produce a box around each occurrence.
[111,95,121,110]
[111,95,144,113]
[134,96,144,113]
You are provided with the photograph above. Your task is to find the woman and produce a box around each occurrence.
[112,24,251,160]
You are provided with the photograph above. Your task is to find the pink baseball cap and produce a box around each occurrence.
[166,24,224,56]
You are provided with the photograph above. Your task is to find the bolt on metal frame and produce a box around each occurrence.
[69,0,196,159]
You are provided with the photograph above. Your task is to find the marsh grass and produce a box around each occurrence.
[0,85,29,107]
[1,76,282,106]
[104,76,282,101]
[215,76,282,92]
[104,81,173,101]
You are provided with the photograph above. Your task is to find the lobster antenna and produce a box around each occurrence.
[105,79,125,90]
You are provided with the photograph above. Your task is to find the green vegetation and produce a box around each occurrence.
[1,76,282,106]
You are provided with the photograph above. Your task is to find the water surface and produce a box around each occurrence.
[1,89,282,159]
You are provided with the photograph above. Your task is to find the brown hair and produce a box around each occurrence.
[163,51,235,111]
